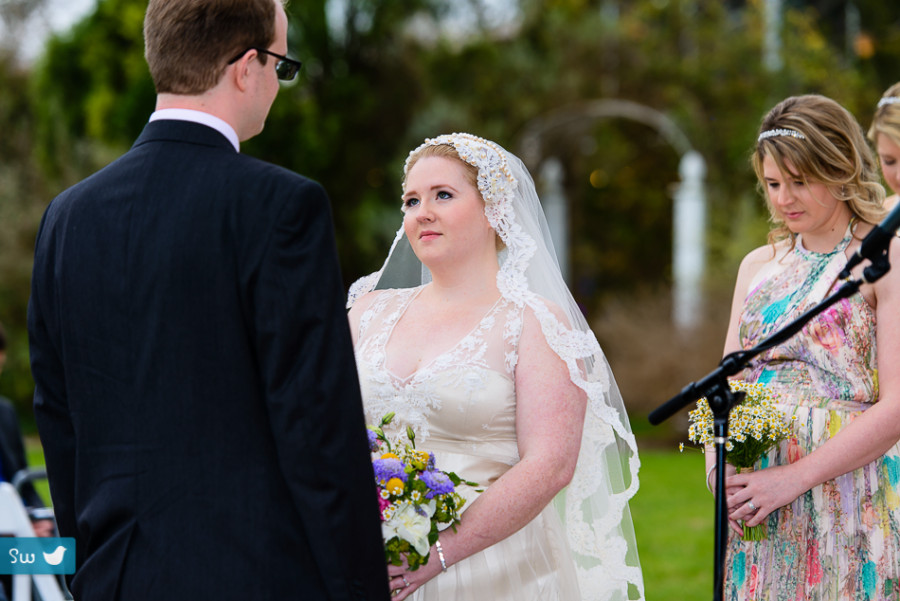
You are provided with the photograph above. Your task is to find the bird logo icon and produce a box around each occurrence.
[42,546,67,566]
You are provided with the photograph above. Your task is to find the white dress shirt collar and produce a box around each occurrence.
[149,109,240,152]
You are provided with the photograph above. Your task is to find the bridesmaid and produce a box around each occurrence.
[706,95,900,600]
[868,81,900,209]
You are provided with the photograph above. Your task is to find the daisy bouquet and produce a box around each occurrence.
[686,380,793,541]
[367,413,476,570]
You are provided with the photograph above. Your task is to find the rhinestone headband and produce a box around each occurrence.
[878,97,900,109]
[404,133,518,207]
[758,128,806,142]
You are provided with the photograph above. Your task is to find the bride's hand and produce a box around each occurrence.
[386,555,442,599]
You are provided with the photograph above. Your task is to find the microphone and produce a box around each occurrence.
[839,201,900,279]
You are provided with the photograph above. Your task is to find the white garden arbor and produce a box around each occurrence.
[518,99,707,331]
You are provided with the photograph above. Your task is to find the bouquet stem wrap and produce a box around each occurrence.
[736,467,766,542]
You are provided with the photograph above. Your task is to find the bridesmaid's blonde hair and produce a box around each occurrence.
[753,94,886,248]
[868,82,900,149]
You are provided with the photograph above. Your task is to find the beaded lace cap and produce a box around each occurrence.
[405,133,517,208]
[878,96,900,109]
[349,133,644,600]
[758,128,806,142]
[402,133,538,298]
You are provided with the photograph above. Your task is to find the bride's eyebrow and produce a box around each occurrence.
[403,184,458,199]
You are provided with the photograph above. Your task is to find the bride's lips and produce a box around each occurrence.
[419,230,441,240]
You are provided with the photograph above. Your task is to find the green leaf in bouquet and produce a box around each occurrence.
[406,549,427,571]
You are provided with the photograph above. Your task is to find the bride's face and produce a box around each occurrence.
[401,156,496,267]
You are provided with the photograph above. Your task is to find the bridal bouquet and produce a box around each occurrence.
[367,413,476,570]
[686,380,793,541]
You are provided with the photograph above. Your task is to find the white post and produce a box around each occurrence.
[763,0,782,71]
[539,158,570,284]
[673,150,706,331]
[846,2,860,59]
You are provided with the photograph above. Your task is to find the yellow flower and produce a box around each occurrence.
[409,450,430,470]
[381,452,400,460]
[386,478,405,495]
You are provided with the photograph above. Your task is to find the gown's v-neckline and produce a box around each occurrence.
[381,286,503,384]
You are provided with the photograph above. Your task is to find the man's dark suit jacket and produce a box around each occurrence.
[28,120,389,600]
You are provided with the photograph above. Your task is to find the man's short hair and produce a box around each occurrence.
[144,0,281,95]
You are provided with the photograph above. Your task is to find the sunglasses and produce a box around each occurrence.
[228,47,302,82]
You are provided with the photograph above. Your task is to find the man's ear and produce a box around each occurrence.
[230,49,257,93]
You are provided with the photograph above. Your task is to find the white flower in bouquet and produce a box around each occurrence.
[382,500,436,557]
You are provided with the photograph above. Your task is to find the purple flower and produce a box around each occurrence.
[426,452,436,471]
[419,470,454,499]
[373,458,408,485]
[367,429,380,452]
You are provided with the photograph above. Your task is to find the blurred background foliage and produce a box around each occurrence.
[1,0,898,435]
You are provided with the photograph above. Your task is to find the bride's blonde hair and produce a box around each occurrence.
[403,143,479,192]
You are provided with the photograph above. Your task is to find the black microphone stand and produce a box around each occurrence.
[648,239,892,601]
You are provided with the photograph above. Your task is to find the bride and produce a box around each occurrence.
[347,133,644,601]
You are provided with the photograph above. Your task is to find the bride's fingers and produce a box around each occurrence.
[390,574,414,599]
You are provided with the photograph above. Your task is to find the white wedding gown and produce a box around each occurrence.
[354,286,582,601]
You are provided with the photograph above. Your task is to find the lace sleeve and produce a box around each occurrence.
[347,272,380,309]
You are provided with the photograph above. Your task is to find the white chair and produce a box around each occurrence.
[0,481,68,601]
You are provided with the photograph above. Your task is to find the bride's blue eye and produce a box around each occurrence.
[403,197,420,209]
[437,191,452,199]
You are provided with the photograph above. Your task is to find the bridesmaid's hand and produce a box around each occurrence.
[707,463,741,497]
[706,463,743,535]
[726,464,803,529]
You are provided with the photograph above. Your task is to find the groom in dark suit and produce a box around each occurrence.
[28,1,389,599]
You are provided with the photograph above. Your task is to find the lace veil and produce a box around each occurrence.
[348,133,643,601]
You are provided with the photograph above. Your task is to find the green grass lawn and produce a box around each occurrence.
[24,437,51,504]
[26,439,714,599]
[631,447,714,600]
